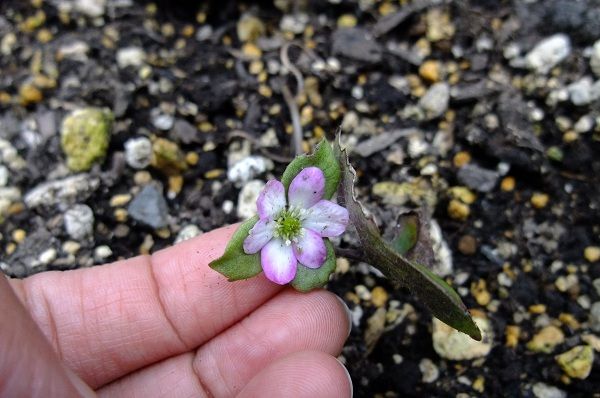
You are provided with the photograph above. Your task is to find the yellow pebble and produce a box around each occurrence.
[337,14,357,28]
[559,313,580,330]
[155,228,171,239]
[12,229,26,244]
[378,2,397,16]
[6,242,17,255]
[19,83,43,106]
[505,325,520,348]
[258,84,272,97]
[36,28,53,43]
[109,194,132,207]
[371,287,389,308]
[472,376,485,393]
[335,257,350,274]
[584,246,600,263]
[242,43,262,59]
[181,24,195,38]
[248,60,264,74]
[204,169,223,179]
[168,175,184,196]
[419,60,441,83]
[531,193,549,209]
[114,208,128,222]
[501,176,516,192]
[133,171,152,185]
[470,279,491,306]
[199,121,214,133]
[453,151,471,167]
[185,152,199,166]
[448,186,477,204]
[563,130,579,143]
[448,199,470,220]
[528,304,546,314]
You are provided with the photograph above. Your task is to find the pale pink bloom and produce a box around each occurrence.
[243,167,349,284]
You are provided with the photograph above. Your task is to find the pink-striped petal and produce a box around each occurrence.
[288,167,325,209]
[261,238,297,284]
[243,219,275,254]
[292,228,327,269]
[256,180,286,219]
[303,200,349,237]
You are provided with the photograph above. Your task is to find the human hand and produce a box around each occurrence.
[0,224,353,397]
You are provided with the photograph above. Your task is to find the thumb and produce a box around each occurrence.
[0,275,95,397]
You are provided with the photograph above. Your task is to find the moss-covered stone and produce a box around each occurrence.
[61,108,113,172]
[150,137,188,176]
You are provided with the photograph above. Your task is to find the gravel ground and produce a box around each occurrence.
[1,0,600,396]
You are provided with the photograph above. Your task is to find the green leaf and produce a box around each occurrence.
[281,138,341,200]
[291,239,336,292]
[209,216,263,281]
[334,135,482,341]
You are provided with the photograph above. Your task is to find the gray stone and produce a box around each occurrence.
[353,129,417,157]
[591,40,600,78]
[74,0,106,17]
[94,245,113,261]
[418,82,450,120]
[124,137,152,169]
[227,156,274,185]
[332,28,382,63]
[151,109,174,131]
[0,138,26,170]
[280,13,309,34]
[532,382,566,398]
[128,184,169,229]
[457,163,500,192]
[0,165,8,187]
[568,77,600,106]
[237,180,265,219]
[57,41,90,62]
[175,225,202,244]
[116,47,146,69]
[24,174,100,208]
[64,204,94,240]
[172,119,199,144]
[590,302,600,332]
[525,34,571,74]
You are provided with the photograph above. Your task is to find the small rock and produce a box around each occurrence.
[237,180,265,219]
[0,138,26,170]
[151,109,174,131]
[371,286,388,308]
[568,77,600,106]
[532,382,566,398]
[57,41,90,62]
[94,245,113,261]
[175,225,202,244]
[365,307,387,353]
[24,174,100,208]
[531,193,550,209]
[116,46,146,69]
[555,345,594,379]
[227,156,274,185]
[61,108,113,172]
[172,119,199,144]
[591,40,600,77]
[0,165,8,187]
[64,204,94,240]
[62,241,81,255]
[151,138,187,175]
[458,235,477,255]
[526,326,565,353]
[128,184,169,229]
[418,82,450,120]
[501,176,516,192]
[75,0,106,17]
[419,60,442,83]
[432,314,493,360]
[584,246,600,263]
[332,28,382,63]
[279,13,309,34]
[426,8,455,42]
[457,164,500,193]
[448,199,470,221]
[372,179,437,208]
[525,34,571,75]
[125,137,152,169]
[38,248,57,265]
[419,358,440,383]
[237,14,265,42]
[590,302,600,332]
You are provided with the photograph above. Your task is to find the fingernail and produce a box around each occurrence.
[335,295,353,338]
[336,357,353,398]
[64,366,96,398]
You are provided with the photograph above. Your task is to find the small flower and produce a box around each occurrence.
[243,167,349,285]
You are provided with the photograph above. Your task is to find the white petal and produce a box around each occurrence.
[288,167,325,209]
[292,228,327,269]
[303,200,349,237]
[261,238,297,285]
[243,219,275,254]
[257,180,286,219]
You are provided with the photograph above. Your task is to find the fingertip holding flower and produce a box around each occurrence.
[243,166,348,285]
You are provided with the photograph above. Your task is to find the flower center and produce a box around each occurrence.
[273,207,305,245]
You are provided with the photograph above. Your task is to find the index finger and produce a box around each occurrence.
[9,224,283,389]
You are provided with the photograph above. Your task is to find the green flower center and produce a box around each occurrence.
[273,207,305,245]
